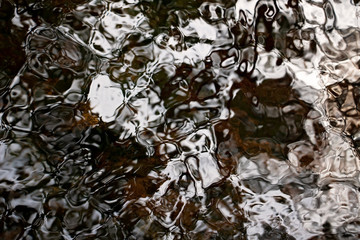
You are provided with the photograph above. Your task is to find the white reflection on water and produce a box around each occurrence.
[88,74,124,122]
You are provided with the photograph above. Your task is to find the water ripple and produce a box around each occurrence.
[1,0,360,239]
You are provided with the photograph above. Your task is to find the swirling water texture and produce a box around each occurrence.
[1,0,360,239]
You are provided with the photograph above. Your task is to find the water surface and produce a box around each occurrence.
[1,0,360,239]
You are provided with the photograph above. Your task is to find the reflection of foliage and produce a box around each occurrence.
[15,0,88,24]
[231,76,311,142]
[76,101,100,127]
[137,0,202,32]
[0,1,26,79]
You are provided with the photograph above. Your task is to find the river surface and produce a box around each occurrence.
[1,0,360,239]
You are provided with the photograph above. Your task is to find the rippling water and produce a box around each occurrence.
[1,0,360,239]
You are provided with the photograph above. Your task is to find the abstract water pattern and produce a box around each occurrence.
[1,0,360,239]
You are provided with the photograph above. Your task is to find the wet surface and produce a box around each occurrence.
[1,0,360,239]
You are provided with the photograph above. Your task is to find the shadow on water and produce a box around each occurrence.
[1,0,360,239]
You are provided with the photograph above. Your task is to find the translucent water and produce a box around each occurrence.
[1,0,360,239]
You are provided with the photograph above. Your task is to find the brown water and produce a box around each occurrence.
[1,0,360,239]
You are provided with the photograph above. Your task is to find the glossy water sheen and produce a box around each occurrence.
[1,0,360,239]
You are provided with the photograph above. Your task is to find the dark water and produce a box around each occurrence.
[1,0,360,239]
